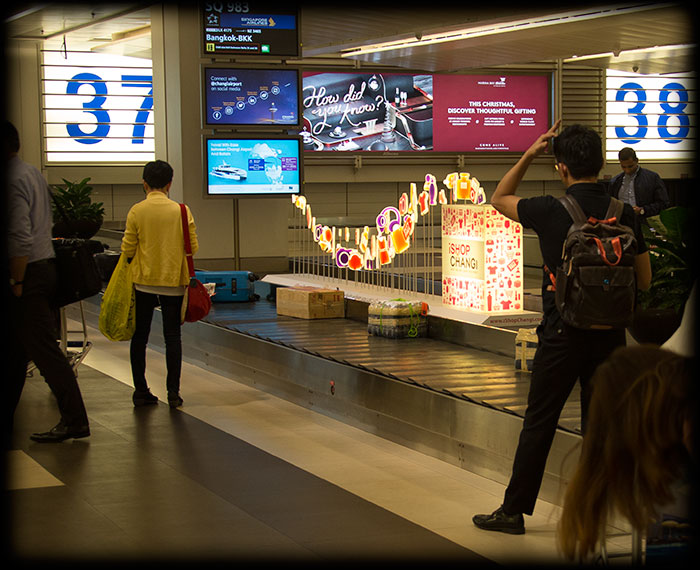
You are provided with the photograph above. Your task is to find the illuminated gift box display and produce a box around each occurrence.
[293,172,486,273]
[442,204,523,313]
[292,170,524,317]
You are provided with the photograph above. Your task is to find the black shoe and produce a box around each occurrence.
[168,394,183,409]
[133,390,159,407]
[473,506,525,534]
[30,422,90,443]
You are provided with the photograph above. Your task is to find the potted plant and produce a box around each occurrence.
[629,206,695,345]
[51,177,105,239]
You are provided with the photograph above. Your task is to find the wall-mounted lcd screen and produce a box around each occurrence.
[302,72,433,152]
[205,136,302,196]
[433,74,551,152]
[204,67,300,127]
[301,72,551,153]
[202,3,299,57]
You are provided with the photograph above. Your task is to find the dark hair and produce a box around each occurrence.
[618,147,637,162]
[551,124,603,179]
[143,160,173,189]
[558,345,695,560]
[3,120,21,154]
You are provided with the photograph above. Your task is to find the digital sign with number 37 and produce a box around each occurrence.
[42,51,156,163]
[606,69,694,161]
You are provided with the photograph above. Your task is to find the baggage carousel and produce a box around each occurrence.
[74,272,583,507]
[206,277,582,435]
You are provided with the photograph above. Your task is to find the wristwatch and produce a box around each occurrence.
[9,278,23,286]
[639,207,645,215]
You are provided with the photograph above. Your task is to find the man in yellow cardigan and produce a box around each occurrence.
[121,160,198,408]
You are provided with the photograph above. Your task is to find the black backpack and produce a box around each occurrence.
[552,195,638,330]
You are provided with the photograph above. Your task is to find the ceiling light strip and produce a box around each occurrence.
[564,43,695,62]
[341,3,675,57]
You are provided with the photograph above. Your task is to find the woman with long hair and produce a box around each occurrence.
[558,344,695,561]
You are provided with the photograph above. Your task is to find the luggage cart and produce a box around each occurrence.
[59,300,92,374]
[26,300,92,378]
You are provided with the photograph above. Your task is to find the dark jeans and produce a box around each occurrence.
[130,290,184,396]
[6,259,90,440]
[502,310,626,516]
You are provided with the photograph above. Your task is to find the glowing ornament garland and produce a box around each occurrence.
[292,172,487,272]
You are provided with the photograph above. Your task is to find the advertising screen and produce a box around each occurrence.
[433,74,551,152]
[202,3,299,57]
[204,67,300,127]
[205,136,302,196]
[301,72,433,152]
[300,72,551,153]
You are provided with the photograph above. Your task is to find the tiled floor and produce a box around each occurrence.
[6,317,622,564]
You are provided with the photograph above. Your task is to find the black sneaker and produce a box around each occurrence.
[472,506,525,534]
[133,390,158,407]
[168,394,183,409]
[30,421,90,443]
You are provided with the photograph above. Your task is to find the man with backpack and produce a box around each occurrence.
[472,122,651,534]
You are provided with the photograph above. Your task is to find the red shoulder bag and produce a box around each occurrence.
[180,204,211,322]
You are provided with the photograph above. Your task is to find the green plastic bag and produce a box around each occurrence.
[99,253,135,341]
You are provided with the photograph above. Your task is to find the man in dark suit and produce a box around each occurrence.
[608,147,670,221]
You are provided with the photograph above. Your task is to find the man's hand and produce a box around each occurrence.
[525,119,561,160]
[491,120,562,222]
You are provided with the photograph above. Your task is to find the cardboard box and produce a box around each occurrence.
[276,286,345,319]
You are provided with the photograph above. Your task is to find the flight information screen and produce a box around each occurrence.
[201,3,299,57]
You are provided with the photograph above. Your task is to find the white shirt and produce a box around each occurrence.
[619,168,638,208]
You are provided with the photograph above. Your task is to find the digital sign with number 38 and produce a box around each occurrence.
[606,69,694,161]
[42,51,155,163]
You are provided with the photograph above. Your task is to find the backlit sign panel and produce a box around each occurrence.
[606,69,695,161]
[42,51,154,163]
[442,204,524,313]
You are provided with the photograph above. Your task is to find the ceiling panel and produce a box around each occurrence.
[299,5,564,56]
[336,4,694,72]
[5,4,151,55]
[4,3,695,73]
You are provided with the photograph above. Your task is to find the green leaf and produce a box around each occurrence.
[50,177,104,223]
[637,206,694,310]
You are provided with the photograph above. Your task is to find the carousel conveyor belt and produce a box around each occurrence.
[202,299,582,435]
